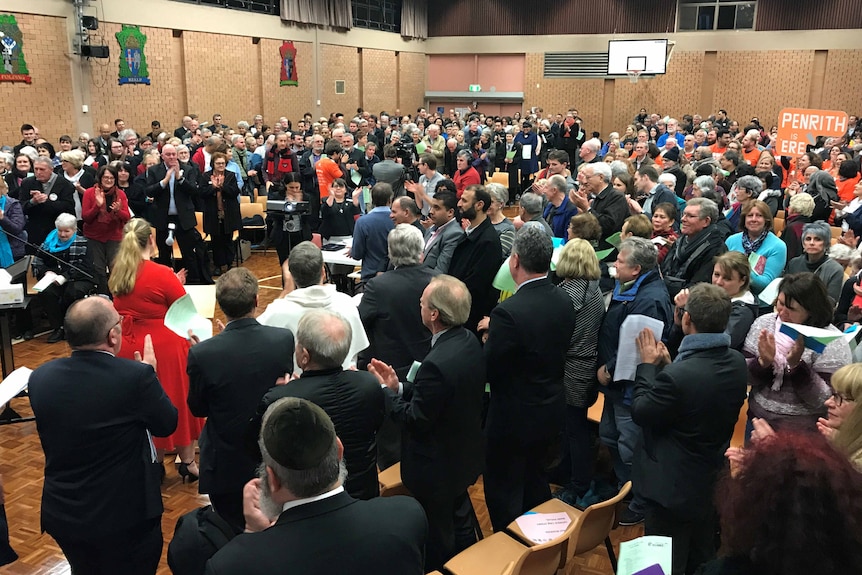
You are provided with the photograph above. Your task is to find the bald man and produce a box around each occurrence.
[29,297,177,575]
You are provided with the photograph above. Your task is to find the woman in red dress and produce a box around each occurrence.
[109,217,202,482]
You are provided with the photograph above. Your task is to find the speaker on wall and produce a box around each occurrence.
[81,45,109,59]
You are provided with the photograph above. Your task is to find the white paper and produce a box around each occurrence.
[758,276,782,305]
[651,236,669,246]
[614,314,666,382]
[165,294,213,341]
[618,536,672,575]
[0,269,11,285]
[514,512,571,544]
[521,144,532,159]
[33,271,65,292]
[0,367,32,407]
[406,360,422,383]
[184,284,217,318]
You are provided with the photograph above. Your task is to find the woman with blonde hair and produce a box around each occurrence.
[554,238,605,505]
[110,218,202,482]
[820,363,862,470]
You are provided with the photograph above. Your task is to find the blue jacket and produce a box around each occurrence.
[352,207,394,281]
[542,195,578,240]
[597,270,673,405]
[725,231,786,297]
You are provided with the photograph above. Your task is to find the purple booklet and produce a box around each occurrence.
[632,565,666,575]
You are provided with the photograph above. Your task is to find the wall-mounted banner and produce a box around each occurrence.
[117,25,150,85]
[0,14,31,84]
[280,41,298,87]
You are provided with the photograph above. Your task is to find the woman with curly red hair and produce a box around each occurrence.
[701,431,862,575]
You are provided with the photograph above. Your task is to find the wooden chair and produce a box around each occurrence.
[256,195,269,208]
[444,530,568,575]
[240,196,251,204]
[489,172,510,187]
[776,210,785,219]
[506,481,632,573]
[772,217,784,237]
[378,462,411,497]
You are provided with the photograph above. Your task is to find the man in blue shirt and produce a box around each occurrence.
[351,182,394,281]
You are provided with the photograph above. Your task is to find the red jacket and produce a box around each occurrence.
[81,186,131,242]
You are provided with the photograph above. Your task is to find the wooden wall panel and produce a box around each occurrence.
[429,0,676,37]
[756,0,862,31]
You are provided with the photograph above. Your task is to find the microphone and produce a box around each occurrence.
[0,227,95,280]
[165,222,176,247]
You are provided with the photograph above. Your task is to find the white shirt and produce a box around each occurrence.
[282,485,344,513]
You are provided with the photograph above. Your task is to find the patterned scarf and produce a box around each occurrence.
[741,229,768,256]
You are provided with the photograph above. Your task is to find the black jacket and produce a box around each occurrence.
[29,351,178,539]
[187,318,295,496]
[631,340,747,515]
[358,264,440,376]
[19,176,76,248]
[145,162,200,230]
[484,278,577,442]
[661,224,727,296]
[448,217,502,333]
[199,170,242,234]
[385,327,486,499]
[205,491,427,575]
[590,184,630,251]
[255,368,385,500]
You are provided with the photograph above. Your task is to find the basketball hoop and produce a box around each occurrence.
[627,69,642,84]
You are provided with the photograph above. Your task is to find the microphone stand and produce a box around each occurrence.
[0,228,95,281]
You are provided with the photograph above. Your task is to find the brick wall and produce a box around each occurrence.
[523,53,605,134]
[398,52,426,113]
[87,23,184,139]
[260,38,314,125]
[361,48,396,115]
[0,13,74,146]
[821,49,862,114]
[182,31,261,129]
[320,44,360,118]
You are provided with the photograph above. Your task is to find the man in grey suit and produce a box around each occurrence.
[372,145,408,198]
[422,189,464,273]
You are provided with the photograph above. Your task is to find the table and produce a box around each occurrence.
[321,238,362,294]
[321,239,362,267]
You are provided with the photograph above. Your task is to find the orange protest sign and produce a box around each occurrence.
[776,108,849,156]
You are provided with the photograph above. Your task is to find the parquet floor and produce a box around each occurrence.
[0,248,743,575]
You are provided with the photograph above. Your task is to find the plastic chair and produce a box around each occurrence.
[506,481,632,573]
[444,530,568,575]
[378,462,411,497]
[240,196,251,204]
[240,202,267,246]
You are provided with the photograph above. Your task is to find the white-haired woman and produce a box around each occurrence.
[32,213,95,343]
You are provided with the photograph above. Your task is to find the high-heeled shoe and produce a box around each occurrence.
[177,461,199,484]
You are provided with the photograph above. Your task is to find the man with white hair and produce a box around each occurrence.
[570,161,628,250]
[19,157,76,249]
[657,118,685,148]
[421,124,445,161]
[538,175,578,239]
[579,138,601,164]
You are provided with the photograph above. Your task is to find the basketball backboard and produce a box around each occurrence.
[607,39,668,75]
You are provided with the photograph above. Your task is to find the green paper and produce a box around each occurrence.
[350,169,361,185]
[362,186,371,205]
[605,231,622,248]
[595,247,614,260]
[165,294,212,341]
[505,150,516,160]
[492,257,517,293]
[415,142,427,154]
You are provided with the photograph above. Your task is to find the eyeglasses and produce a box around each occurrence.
[832,391,854,406]
[681,212,701,220]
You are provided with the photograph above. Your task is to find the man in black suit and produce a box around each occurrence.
[253,309,384,500]
[449,184,502,334]
[187,268,295,531]
[144,143,211,283]
[29,296,178,575]
[632,284,747,575]
[369,274,485,570]
[206,397,427,575]
[359,223,439,376]
[19,157,76,250]
[483,226,577,531]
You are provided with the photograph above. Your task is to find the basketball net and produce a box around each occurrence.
[627,69,642,84]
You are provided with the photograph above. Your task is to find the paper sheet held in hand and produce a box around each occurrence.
[614,315,665,382]
[165,294,213,341]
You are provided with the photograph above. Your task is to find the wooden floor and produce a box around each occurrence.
[0,248,745,575]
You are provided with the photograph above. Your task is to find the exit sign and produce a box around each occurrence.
[468,84,481,92]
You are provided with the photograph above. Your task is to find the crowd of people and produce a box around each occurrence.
[5,103,862,575]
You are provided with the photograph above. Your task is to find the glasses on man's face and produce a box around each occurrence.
[832,391,854,406]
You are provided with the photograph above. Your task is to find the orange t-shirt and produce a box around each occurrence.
[837,174,861,203]
[742,147,760,166]
[708,144,727,160]
[315,156,343,199]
